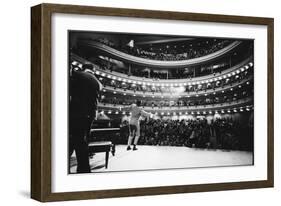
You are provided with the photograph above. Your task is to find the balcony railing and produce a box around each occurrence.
[98,97,253,112]
[72,53,253,84]
[102,75,253,98]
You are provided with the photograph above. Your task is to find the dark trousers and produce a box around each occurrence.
[69,117,92,173]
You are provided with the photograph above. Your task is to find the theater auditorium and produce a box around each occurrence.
[69,31,254,173]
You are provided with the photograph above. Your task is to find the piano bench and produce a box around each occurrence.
[88,141,112,169]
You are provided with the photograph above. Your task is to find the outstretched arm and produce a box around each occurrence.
[140,109,153,119]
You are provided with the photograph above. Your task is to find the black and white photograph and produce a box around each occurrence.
[68,31,254,174]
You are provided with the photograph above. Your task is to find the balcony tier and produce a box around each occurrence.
[78,40,242,68]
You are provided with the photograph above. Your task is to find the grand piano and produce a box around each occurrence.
[88,120,121,168]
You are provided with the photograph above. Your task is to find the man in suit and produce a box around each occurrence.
[69,63,102,173]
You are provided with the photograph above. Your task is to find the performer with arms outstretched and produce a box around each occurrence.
[121,100,153,151]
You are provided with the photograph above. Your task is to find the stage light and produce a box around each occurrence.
[227,73,231,77]
[185,112,188,115]
[196,94,199,97]
[133,94,136,97]
[249,62,253,67]
[209,111,212,114]
[210,79,213,82]
[240,108,244,112]
[221,110,225,113]
[246,82,250,85]
[232,72,235,76]
[222,90,224,93]
[96,71,100,75]
[99,77,103,81]
[227,110,231,113]
[223,75,226,79]
[197,111,200,115]
[115,111,119,114]
[161,112,164,115]
[218,77,222,80]
[122,111,126,115]
[191,111,194,115]
[123,93,126,96]
[101,73,106,77]
[214,78,217,81]
[215,111,218,114]
[179,112,182,115]
[238,85,241,88]
[108,110,112,114]
[234,109,237,113]
[205,94,208,96]
[103,89,106,92]
[107,75,112,78]
[241,68,245,72]
[117,77,122,81]
[236,70,240,74]
[246,108,250,111]
[213,92,216,95]
[245,65,249,69]
[203,111,206,114]
[167,112,170,115]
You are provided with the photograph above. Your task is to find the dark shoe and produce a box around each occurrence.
[133,145,138,151]
[127,146,131,151]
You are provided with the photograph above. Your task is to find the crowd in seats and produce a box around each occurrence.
[92,57,231,79]
[99,89,252,108]
[94,38,232,61]
[120,118,253,151]
[96,69,252,95]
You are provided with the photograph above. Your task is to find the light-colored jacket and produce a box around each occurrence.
[123,104,151,126]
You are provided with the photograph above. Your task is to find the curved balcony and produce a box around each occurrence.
[102,74,253,98]
[72,54,253,85]
[78,40,242,68]
[98,97,253,113]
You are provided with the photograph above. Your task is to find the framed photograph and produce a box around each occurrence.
[31,3,274,202]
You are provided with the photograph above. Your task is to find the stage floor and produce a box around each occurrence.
[70,145,253,173]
